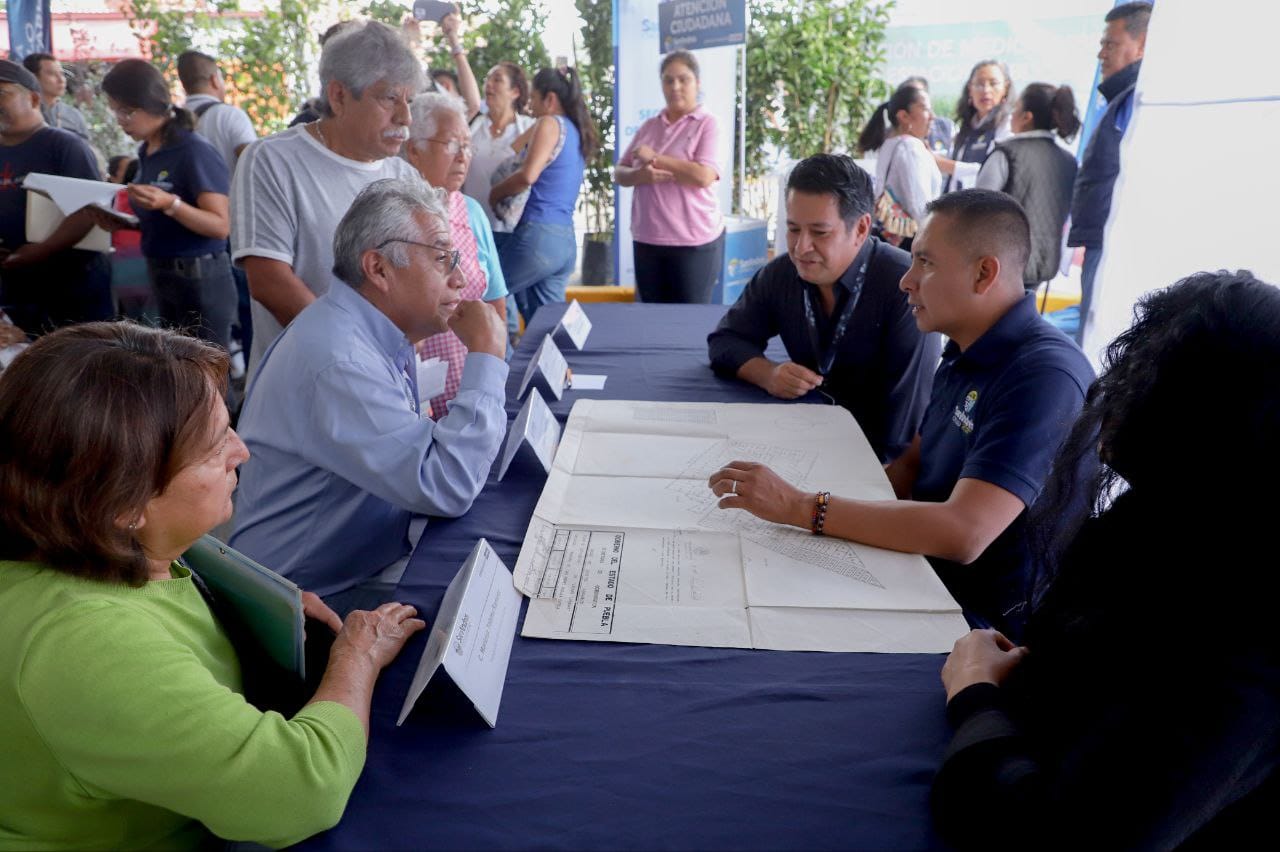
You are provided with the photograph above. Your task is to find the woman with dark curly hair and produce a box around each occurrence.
[932,270,1280,848]
[0,322,425,849]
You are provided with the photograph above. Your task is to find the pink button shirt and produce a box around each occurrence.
[621,107,723,247]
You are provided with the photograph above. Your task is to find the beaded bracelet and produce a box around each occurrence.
[811,491,831,535]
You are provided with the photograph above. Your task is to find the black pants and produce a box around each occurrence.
[634,230,725,304]
[146,251,237,350]
[0,251,113,335]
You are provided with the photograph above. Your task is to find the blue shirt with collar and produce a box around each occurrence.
[229,280,510,596]
[914,293,1094,636]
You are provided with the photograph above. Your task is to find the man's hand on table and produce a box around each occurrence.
[449,298,507,359]
[708,460,811,528]
[941,628,1028,702]
[766,361,823,399]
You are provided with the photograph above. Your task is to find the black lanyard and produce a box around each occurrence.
[801,253,869,376]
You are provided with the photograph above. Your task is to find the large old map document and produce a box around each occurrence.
[513,401,970,653]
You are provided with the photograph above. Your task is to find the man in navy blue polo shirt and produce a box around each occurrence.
[709,189,1094,636]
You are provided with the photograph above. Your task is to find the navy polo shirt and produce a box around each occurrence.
[134,130,230,258]
[914,294,1094,635]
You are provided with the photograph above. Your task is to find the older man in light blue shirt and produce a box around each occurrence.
[231,178,509,606]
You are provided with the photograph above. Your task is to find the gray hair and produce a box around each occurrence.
[317,20,425,117]
[331,177,448,288]
[405,91,469,155]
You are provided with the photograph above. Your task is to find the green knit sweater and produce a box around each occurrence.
[0,560,367,850]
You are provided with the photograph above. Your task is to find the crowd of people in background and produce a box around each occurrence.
[9,2,1280,849]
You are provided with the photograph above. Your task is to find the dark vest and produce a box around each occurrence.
[945,112,1002,192]
[1068,61,1141,248]
[999,136,1078,285]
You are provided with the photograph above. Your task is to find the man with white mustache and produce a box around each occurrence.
[232,20,427,371]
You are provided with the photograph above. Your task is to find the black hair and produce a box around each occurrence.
[531,66,598,161]
[786,153,874,228]
[1017,83,1081,141]
[101,59,194,147]
[660,50,700,81]
[21,52,55,76]
[431,68,460,89]
[899,75,929,91]
[176,50,219,93]
[856,83,927,154]
[1105,2,1153,37]
[107,155,138,183]
[1030,270,1280,594]
[924,189,1030,276]
[954,60,1013,141]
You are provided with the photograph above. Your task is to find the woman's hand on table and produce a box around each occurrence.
[941,628,1028,702]
[708,461,810,528]
[332,602,427,671]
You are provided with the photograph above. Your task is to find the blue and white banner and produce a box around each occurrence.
[658,0,746,53]
[7,0,52,62]
[614,0,737,287]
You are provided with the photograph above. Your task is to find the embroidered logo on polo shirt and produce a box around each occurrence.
[952,390,978,434]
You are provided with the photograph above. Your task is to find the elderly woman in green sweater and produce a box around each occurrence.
[0,322,425,849]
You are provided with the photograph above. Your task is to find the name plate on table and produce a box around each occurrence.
[516,334,569,400]
[553,299,592,350]
[497,388,561,481]
[398,538,521,728]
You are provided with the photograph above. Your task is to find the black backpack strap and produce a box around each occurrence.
[192,100,221,120]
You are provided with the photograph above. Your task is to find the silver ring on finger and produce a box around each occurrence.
[730,480,737,495]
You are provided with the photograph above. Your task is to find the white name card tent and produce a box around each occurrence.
[517,334,570,401]
[497,388,562,481]
[398,538,522,728]
[553,299,592,350]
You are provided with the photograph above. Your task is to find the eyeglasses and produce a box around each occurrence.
[113,106,138,122]
[424,137,473,158]
[376,239,461,275]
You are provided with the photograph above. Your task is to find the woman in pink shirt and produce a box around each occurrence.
[615,50,724,304]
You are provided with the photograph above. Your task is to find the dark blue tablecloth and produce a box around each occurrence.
[299,303,950,851]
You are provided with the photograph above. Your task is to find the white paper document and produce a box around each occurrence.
[416,355,448,402]
[497,388,561,480]
[514,400,969,653]
[398,538,522,728]
[516,334,569,400]
[568,374,607,390]
[554,299,592,350]
[23,172,120,216]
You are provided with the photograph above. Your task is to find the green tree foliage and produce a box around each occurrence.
[741,0,893,179]
[125,0,324,136]
[574,0,613,235]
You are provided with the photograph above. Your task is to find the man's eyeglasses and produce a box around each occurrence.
[424,137,473,158]
[376,239,461,275]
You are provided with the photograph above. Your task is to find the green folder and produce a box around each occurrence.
[181,535,306,679]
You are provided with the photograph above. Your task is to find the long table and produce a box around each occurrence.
[300,304,950,850]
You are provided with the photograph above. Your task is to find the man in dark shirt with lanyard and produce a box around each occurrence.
[707,153,940,462]
[709,190,1094,637]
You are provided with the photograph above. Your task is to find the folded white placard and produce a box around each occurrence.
[516,334,568,400]
[398,538,522,728]
[553,299,592,350]
[497,388,561,480]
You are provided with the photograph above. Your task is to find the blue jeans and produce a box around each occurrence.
[1077,246,1102,344]
[492,230,520,339]
[498,220,576,324]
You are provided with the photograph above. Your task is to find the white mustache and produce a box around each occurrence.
[383,127,410,141]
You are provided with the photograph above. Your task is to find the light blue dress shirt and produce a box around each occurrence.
[229,280,509,596]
